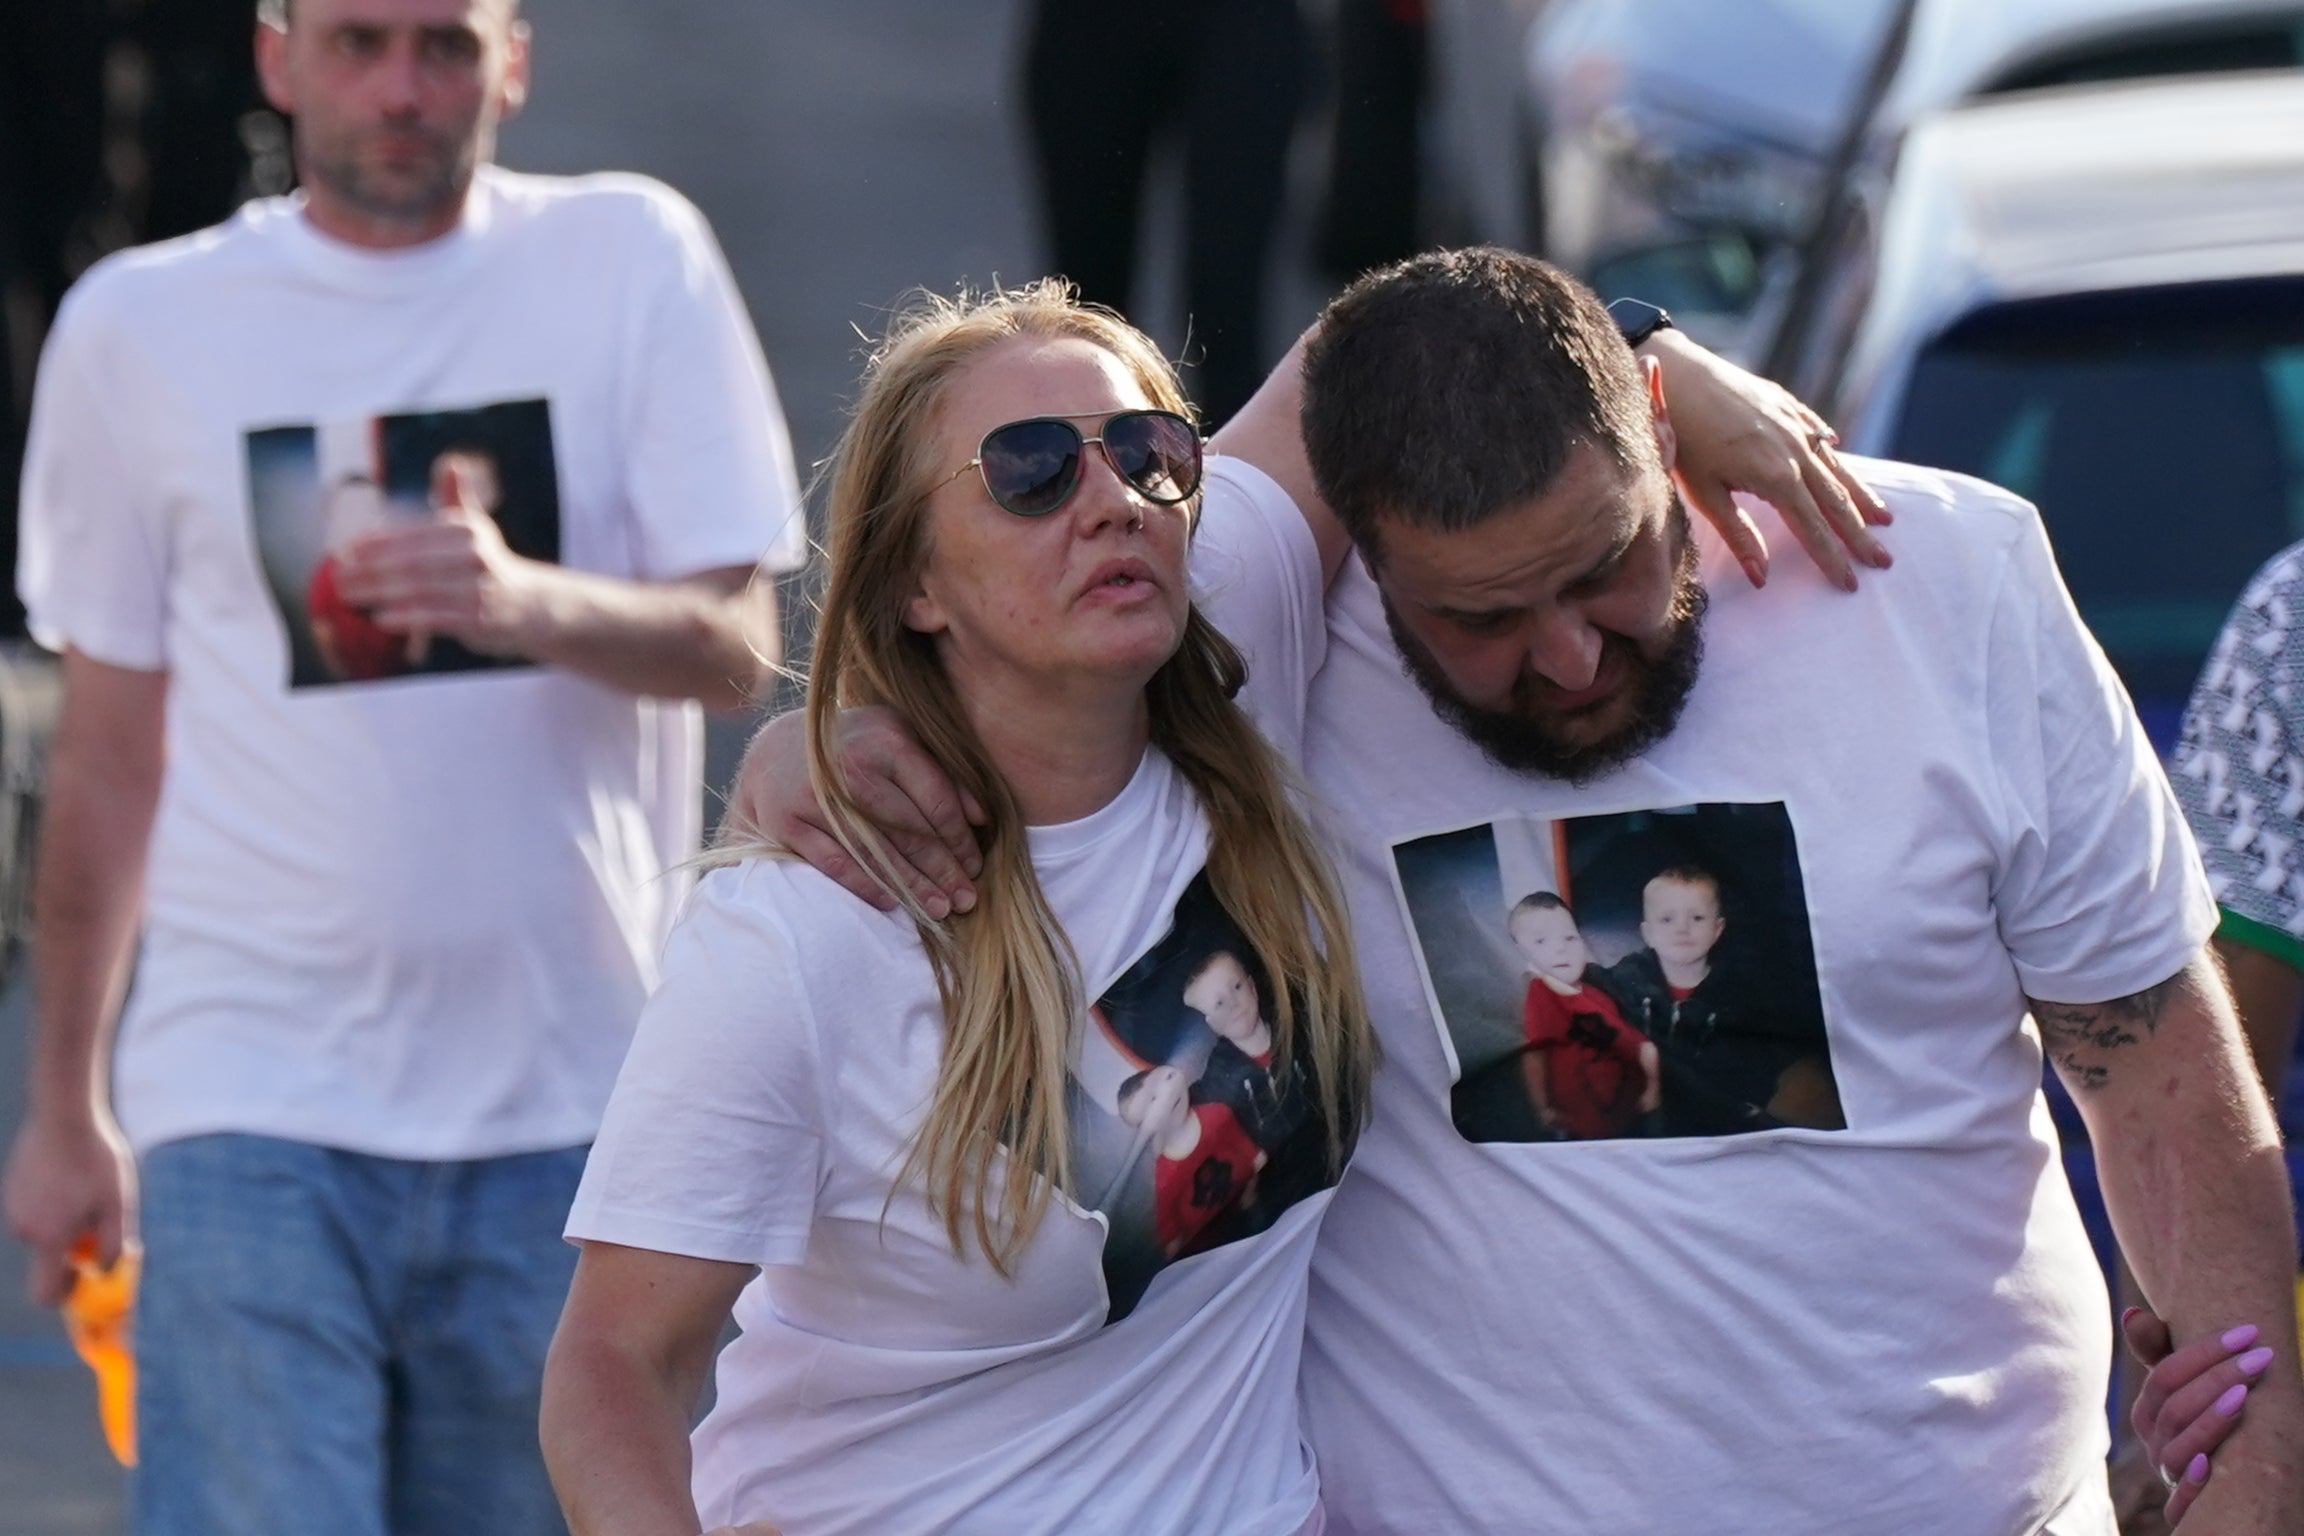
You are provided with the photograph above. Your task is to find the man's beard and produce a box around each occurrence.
[1382,509,1708,785]
[303,120,478,228]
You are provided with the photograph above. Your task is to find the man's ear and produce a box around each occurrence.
[1643,354,1677,476]
[254,17,296,116]
[499,19,533,118]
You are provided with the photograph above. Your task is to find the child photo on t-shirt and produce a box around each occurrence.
[1389,802,1844,1146]
[1059,875,1351,1322]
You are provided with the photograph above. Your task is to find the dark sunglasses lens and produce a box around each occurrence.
[1105,411,1202,503]
[979,420,1083,516]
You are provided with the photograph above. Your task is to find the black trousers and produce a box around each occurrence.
[1023,0,1308,426]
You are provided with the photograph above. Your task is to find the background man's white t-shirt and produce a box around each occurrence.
[1204,457,2212,1534]
[18,166,806,1160]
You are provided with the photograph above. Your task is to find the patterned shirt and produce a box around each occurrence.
[2171,539,2304,1133]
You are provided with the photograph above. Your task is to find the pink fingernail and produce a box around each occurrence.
[2215,1383,2249,1417]
[2237,1346,2275,1376]
[2221,1324,2260,1352]
[2186,1453,2210,1485]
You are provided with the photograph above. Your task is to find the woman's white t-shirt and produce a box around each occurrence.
[568,462,1338,1534]
[571,753,1332,1534]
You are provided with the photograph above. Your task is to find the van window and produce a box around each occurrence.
[1889,278,2304,745]
[1984,19,2304,94]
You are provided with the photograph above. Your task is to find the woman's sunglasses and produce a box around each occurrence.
[945,409,1203,518]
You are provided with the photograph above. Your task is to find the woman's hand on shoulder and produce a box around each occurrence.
[730,707,986,918]
[1641,327,1891,593]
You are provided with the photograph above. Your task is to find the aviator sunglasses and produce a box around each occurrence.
[944,409,1203,518]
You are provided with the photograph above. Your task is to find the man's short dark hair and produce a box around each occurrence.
[1301,247,1656,561]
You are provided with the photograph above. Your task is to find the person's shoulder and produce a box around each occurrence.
[685,853,893,935]
[2229,536,2304,617]
[484,167,714,247]
[679,853,919,987]
[55,200,285,337]
[1844,454,2041,552]
[1807,455,2054,619]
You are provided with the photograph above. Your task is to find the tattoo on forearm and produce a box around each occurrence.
[2030,981,2173,1092]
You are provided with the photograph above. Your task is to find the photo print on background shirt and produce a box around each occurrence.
[1389,801,1843,1144]
[1067,872,1347,1323]
[245,398,562,688]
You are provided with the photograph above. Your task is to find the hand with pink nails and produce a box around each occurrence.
[2121,1308,2276,1526]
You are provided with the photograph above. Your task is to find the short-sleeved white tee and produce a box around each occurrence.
[17,167,806,1160]
[1208,458,2208,1534]
[570,758,1338,1536]
[566,471,1336,1535]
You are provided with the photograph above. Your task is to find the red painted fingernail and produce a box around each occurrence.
[2215,1383,2249,1416]
[2221,1324,2259,1352]
[2186,1453,2210,1485]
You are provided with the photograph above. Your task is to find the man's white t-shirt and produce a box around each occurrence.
[1210,458,2211,1534]
[567,463,1337,1535]
[18,166,805,1160]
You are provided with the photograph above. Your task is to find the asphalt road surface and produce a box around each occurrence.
[0,2,1333,1527]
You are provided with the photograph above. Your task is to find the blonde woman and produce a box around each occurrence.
[538,284,1376,1536]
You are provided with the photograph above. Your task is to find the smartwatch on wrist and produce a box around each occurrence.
[1607,297,1675,348]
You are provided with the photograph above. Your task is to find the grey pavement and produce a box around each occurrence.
[0,1,1339,1528]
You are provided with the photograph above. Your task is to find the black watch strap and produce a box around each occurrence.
[1607,297,1674,348]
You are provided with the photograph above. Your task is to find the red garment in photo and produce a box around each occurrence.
[306,553,409,682]
[1153,1102,1264,1251]
[1522,978,1653,1139]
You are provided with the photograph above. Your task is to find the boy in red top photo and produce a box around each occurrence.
[1116,1064,1267,1257]
[1509,892,1661,1139]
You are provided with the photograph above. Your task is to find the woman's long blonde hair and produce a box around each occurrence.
[762,281,1374,1272]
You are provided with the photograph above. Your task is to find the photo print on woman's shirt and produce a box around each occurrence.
[1066,872,1347,1323]
[245,397,562,689]
[1389,801,1844,1144]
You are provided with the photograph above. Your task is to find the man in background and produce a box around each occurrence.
[1,1,804,1530]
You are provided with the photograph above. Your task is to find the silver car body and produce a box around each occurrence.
[1523,0,2303,347]
[1834,71,2304,448]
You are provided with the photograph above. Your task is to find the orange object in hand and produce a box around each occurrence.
[63,1236,137,1467]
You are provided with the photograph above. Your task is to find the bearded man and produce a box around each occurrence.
[750,248,2304,1533]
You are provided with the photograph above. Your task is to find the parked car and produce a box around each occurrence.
[1769,67,2304,1327]
[1765,0,2304,386]
[1801,70,2304,748]
[1523,0,2304,351]
[1522,0,1890,343]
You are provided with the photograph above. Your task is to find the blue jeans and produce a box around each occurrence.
[134,1134,587,1536]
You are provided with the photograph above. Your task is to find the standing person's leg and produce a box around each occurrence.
[134,1135,400,1536]
[1182,0,1310,425]
[1315,0,1428,283]
[1021,0,1189,316]
[386,1145,589,1536]
[135,0,271,240]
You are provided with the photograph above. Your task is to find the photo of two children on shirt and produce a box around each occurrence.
[1069,873,1344,1323]
[1393,802,1845,1145]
